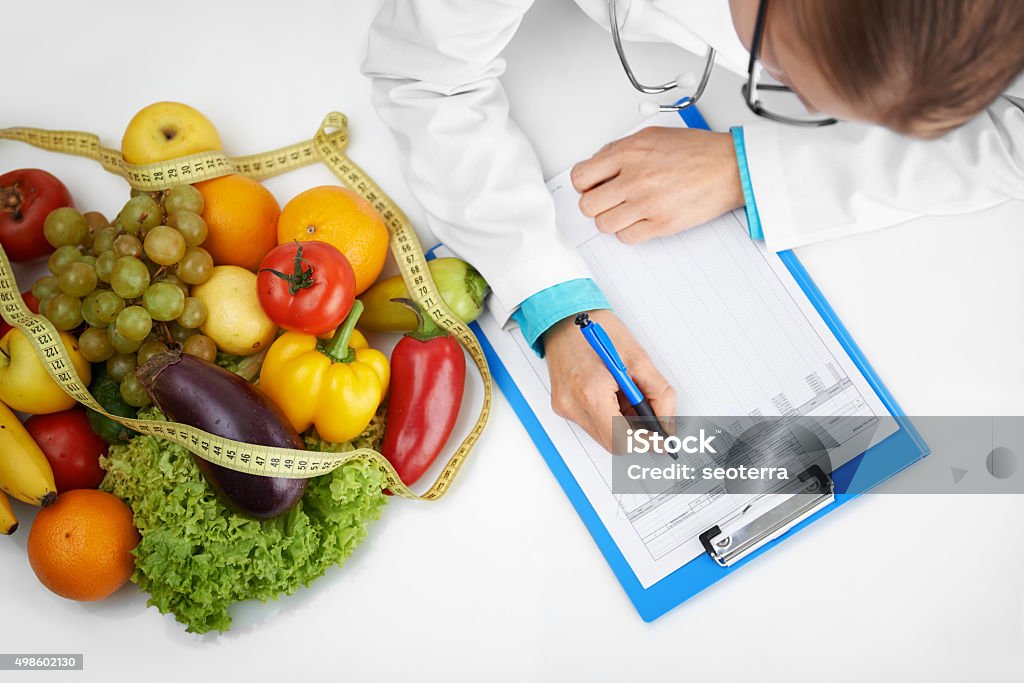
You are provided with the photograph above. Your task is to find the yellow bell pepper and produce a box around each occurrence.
[260,301,389,443]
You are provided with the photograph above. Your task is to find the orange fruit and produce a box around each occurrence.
[27,489,139,602]
[195,174,280,271]
[277,186,389,294]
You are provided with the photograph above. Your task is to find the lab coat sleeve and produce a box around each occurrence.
[740,97,1024,251]
[361,0,596,326]
[512,278,611,357]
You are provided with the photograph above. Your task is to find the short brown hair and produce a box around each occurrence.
[781,0,1024,137]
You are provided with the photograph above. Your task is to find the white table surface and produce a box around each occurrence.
[2,1,1022,681]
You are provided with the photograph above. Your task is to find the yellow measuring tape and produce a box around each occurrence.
[0,112,492,501]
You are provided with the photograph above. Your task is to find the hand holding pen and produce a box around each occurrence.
[541,309,675,452]
[573,313,677,457]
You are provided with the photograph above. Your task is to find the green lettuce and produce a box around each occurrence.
[100,408,387,634]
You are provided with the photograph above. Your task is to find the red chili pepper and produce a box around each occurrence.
[382,298,466,487]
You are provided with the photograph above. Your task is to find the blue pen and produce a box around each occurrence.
[574,313,675,458]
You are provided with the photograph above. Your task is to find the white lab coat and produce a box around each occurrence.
[362,0,1024,326]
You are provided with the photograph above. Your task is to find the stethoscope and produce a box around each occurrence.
[607,0,717,116]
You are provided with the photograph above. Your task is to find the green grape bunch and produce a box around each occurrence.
[30,183,220,409]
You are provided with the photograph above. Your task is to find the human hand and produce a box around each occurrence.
[570,127,744,244]
[543,309,675,452]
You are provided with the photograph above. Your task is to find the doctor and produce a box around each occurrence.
[362,0,1024,450]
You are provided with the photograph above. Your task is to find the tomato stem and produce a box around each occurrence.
[320,299,363,363]
[258,240,316,296]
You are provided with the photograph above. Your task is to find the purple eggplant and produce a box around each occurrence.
[136,350,307,520]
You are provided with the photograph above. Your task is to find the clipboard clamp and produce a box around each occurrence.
[699,465,834,567]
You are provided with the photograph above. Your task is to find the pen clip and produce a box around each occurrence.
[590,322,628,373]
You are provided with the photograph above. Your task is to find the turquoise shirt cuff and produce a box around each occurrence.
[511,278,611,357]
[730,126,764,241]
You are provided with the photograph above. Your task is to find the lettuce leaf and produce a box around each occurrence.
[100,408,387,634]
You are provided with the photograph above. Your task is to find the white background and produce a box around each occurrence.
[2,1,1023,681]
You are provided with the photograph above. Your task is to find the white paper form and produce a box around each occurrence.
[473,114,897,588]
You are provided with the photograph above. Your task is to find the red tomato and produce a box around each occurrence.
[0,169,74,263]
[0,291,39,341]
[24,407,108,492]
[257,240,356,335]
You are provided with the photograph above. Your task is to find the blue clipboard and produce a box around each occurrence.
[427,104,929,622]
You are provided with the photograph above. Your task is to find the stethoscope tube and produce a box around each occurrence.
[607,0,717,114]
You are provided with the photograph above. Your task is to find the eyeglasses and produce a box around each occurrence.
[608,0,837,126]
[742,0,837,127]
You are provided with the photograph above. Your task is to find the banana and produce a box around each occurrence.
[0,400,56,507]
[0,491,17,535]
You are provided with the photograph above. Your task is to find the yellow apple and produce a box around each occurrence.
[121,101,223,165]
[0,329,90,414]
